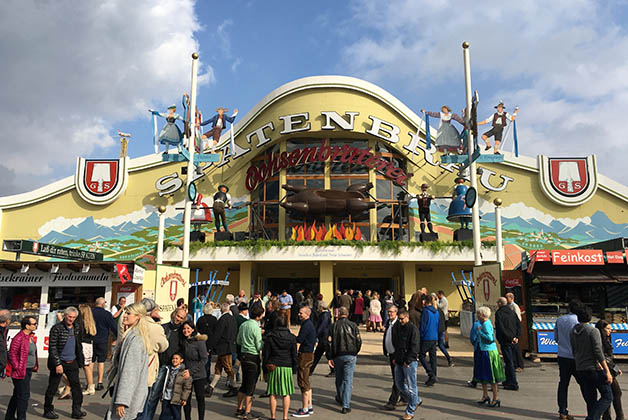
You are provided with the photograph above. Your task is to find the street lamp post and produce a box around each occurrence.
[157,205,166,265]
[462,41,482,266]
[182,52,199,268]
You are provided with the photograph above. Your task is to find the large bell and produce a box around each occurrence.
[447,183,472,222]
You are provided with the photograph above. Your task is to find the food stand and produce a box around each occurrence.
[523,246,628,356]
[0,260,145,356]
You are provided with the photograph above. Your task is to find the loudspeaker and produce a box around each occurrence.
[420,232,439,242]
[453,228,473,242]
[190,231,205,243]
[214,231,233,241]
[234,232,248,241]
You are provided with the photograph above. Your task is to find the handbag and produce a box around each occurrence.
[610,364,620,377]
[266,363,277,372]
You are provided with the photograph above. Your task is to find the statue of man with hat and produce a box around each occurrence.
[199,106,238,153]
[211,184,232,233]
[477,101,518,155]
[417,183,436,234]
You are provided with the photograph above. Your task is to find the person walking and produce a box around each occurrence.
[235,304,265,420]
[6,315,38,420]
[263,315,298,420]
[554,299,582,420]
[179,321,208,420]
[77,304,97,396]
[327,307,362,414]
[473,306,505,408]
[92,297,118,391]
[418,295,439,387]
[382,305,405,411]
[352,292,364,325]
[207,303,237,397]
[432,294,453,367]
[0,309,10,380]
[43,307,85,420]
[407,293,422,329]
[310,301,332,376]
[596,320,624,420]
[495,297,521,391]
[391,310,422,420]
[104,303,150,420]
[571,306,613,420]
[196,303,217,380]
[159,353,192,420]
[436,291,449,348]
[142,307,187,420]
[293,307,317,417]
[368,293,383,332]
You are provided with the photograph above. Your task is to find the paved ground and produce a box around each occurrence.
[1,327,625,420]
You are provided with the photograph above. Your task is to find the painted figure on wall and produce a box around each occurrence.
[447,177,472,229]
[421,106,465,154]
[478,101,518,154]
[149,105,184,153]
[199,107,238,153]
[211,184,232,232]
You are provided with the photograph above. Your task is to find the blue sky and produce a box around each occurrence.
[1,0,627,195]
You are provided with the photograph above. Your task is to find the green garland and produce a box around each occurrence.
[165,239,496,256]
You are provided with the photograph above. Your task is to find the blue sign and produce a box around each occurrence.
[536,331,558,353]
[612,332,628,354]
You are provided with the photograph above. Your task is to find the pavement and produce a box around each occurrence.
[1,326,625,420]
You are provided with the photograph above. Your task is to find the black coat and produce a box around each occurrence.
[495,305,521,344]
[327,317,361,359]
[159,321,183,366]
[196,314,217,352]
[262,327,297,373]
[0,326,7,375]
[48,321,84,369]
[263,310,281,334]
[391,321,420,365]
[209,312,237,356]
[182,334,208,380]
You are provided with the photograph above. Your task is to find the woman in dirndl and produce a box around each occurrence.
[473,306,505,408]
[152,105,184,151]
[368,292,383,332]
[421,106,465,154]
[262,315,298,420]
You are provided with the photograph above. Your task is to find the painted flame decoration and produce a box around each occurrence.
[291,222,363,241]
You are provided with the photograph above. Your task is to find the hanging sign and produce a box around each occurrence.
[551,249,604,265]
[154,265,190,320]
[606,251,625,264]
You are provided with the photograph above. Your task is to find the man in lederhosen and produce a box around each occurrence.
[200,107,238,153]
[212,184,232,232]
[417,183,435,234]
[478,101,518,154]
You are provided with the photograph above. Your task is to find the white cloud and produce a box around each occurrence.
[477,200,591,228]
[340,0,628,182]
[0,0,212,195]
[38,216,87,237]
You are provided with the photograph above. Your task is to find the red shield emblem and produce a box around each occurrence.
[32,242,39,253]
[169,280,178,301]
[84,160,119,196]
[548,158,588,197]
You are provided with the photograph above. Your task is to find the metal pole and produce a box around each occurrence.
[494,198,504,269]
[183,52,199,268]
[462,42,482,266]
[157,205,166,265]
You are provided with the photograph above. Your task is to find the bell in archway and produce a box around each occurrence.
[447,177,472,230]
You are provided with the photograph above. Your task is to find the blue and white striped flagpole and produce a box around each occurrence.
[152,113,158,154]
[513,120,519,157]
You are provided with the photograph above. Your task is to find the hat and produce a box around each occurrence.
[494,101,506,109]
[167,104,176,110]
[237,302,248,311]
[140,298,158,313]
[421,183,429,189]
[218,184,229,192]
[216,107,228,112]
[441,105,451,112]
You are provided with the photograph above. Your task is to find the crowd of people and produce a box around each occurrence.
[0,288,624,420]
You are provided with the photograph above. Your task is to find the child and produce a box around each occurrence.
[160,353,193,420]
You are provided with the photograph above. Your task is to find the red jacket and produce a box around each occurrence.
[8,330,37,379]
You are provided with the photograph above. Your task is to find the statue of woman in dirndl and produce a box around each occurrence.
[421,106,465,154]
[149,105,184,153]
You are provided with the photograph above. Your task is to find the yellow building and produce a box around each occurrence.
[1,76,627,335]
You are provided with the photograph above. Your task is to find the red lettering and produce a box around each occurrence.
[339,146,356,163]
[355,148,371,165]
[329,146,344,162]
[347,148,362,164]
[279,151,289,170]
[364,152,380,169]
[245,166,260,191]
[289,149,302,166]
[374,157,391,171]
[316,141,332,162]
[300,147,318,165]
[269,152,280,176]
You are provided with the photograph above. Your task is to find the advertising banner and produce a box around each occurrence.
[552,249,604,265]
[537,331,628,354]
[473,263,502,319]
[154,265,190,321]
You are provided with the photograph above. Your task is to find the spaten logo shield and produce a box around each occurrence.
[75,157,129,205]
[538,155,598,206]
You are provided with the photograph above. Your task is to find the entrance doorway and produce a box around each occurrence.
[337,278,394,296]
[266,278,319,298]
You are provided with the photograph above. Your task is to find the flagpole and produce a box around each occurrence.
[183,52,199,268]
[462,42,482,266]
[157,205,166,265]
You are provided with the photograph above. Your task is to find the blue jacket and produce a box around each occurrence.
[477,320,498,351]
[469,320,482,349]
[420,306,439,341]
[200,113,236,130]
[92,307,117,344]
[296,318,317,353]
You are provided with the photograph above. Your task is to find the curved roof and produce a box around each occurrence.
[1,75,627,209]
